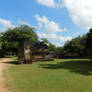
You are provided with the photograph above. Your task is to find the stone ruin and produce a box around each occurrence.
[18,39,54,64]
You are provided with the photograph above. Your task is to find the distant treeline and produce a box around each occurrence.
[0,25,92,59]
[41,29,92,59]
[59,29,92,58]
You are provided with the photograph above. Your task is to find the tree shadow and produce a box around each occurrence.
[2,61,18,65]
[39,59,92,75]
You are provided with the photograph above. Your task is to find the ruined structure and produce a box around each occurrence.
[18,39,54,64]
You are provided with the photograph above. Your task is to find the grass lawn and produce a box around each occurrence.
[4,58,92,92]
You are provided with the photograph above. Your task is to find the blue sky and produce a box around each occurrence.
[0,0,91,46]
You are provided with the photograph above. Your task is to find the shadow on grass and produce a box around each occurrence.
[40,59,92,75]
[2,61,18,65]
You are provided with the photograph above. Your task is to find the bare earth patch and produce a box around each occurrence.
[0,58,12,92]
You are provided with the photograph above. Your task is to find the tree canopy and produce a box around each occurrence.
[0,25,92,59]
[62,35,87,58]
[86,28,92,58]
[0,25,38,55]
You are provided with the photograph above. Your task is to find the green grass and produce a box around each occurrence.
[4,58,92,92]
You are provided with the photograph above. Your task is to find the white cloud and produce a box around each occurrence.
[0,19,14,28]
[18,20,30,26]
[62,0,92,30]
[51,41,62,47]
[35,14,64,33]
[55,42,62,47]
[37,0,60,7]
[35,14,71,46]
[37,0,92,30]
[37,32,72,42]
[59,36,72,42]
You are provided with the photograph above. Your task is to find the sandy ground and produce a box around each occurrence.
[0,58,12,92]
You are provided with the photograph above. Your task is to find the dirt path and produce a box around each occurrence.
[0,58,12,92]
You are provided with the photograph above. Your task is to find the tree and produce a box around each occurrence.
[55,46,62,58]
[62,35,87,58]
[0,33,4,57]
[0,33,2,48]
[41,38,49,45]
[1,25,38,56]
[41,38,57,51]
[49,43,57,51]
[86,28,92,58]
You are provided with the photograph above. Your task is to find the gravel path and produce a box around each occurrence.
[0,58,12,92]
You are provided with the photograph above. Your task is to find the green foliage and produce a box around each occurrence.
[62,35,87,58]
[56,47,62,53]
[1,24,92,58]
[0,33,3,47]
[86,28,92,58]
[2,25,38,42]
[49,42,57,51]
[40,38,63,57]
[0,25,38,55]
[41,38,57,52]
[41,38,49,45]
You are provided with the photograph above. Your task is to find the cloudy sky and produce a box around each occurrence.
[0,0,91,46]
